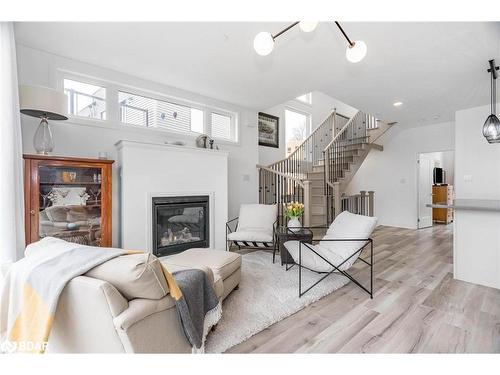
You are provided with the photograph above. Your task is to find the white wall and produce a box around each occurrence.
[16,45,259,247]
[258,91,357,166]
[453,103,500,289]
[345,122,455,229]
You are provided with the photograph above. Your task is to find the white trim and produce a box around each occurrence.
[415,148,455,229]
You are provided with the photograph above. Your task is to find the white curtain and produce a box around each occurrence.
[0,22,24,277]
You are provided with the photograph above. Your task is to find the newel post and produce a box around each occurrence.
[303,180,311,227]
[333,182,341,218]
[368,191,375,217]
[360,190,367,215]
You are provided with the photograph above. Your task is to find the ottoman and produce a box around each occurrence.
[161,248,241,300]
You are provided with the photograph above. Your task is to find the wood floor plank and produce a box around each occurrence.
[229,224,500,353]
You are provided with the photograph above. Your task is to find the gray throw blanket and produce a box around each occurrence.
[172,269,221,350]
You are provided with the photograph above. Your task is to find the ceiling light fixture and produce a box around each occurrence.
[298,21,318,33]
[253,31,275,56]
[483,59,500,143]
[393,101,403,107]
[334,22,367,63]
[253,21,366,63]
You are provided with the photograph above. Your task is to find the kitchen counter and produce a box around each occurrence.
[427,198,500,212]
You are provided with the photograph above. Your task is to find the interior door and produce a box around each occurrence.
[418,155,433,228]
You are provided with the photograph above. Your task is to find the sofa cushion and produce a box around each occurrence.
[227,229,273,243]
[85,253,169,300]
[237,204,277,232]
[163,248,241,281]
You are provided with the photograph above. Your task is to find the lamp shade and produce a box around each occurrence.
[19,85,68,120]
[253,32,274,56]
[346,40,367,63]
[482,114,500,143]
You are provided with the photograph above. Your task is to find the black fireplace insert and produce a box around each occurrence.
[152,195,209,257]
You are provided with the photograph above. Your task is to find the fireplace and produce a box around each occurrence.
[152,195,209,257]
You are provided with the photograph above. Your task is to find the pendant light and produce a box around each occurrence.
[253,21,366,63]
[253,31,275,56]
[482,59,500,143]
[298,21,318,33]
[335,22,367,63]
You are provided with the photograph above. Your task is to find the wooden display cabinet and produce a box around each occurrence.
[23,154,114,247]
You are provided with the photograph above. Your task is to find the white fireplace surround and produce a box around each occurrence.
[116,140,228,252]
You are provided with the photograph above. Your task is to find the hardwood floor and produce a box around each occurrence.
[228,225,500,353]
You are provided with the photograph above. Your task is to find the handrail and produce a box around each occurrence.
[267,110,349,169]
[256,164,305,187]
[323,110,360,151]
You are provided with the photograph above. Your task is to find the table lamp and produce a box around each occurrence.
[19,85,68,155]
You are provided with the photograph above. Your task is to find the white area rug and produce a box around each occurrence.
[205,251,350,353]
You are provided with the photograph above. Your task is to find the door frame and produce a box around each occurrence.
[415,149,455,229]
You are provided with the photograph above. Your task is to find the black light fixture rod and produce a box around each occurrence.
[487,59,499,79]
[488,59,499,114]
[335,21,354,47]
[272,21,300,40]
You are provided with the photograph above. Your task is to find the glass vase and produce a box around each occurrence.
[33,118,54,155]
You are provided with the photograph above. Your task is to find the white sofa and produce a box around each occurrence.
[47,248,241,353]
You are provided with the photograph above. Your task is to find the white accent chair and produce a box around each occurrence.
[226,204,278,261]
[284,211,377,297]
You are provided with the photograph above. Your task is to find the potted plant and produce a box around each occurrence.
[284,201,305,232]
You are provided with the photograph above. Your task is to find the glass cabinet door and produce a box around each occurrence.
[37,165,103,246]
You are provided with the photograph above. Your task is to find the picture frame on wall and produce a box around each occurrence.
[258,112,279,148]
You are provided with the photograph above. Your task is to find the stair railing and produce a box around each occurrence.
[257,164,311,226]
[341,191,374,216]
[324,110,377,222]
[266,110,350,180]
[257,110,348,226]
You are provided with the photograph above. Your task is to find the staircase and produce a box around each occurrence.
[257,109,394,226]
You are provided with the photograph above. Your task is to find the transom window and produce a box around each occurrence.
[64,79,106,120]
[62,77,238,142]
[211,112,232,141]
[118,91,204,134]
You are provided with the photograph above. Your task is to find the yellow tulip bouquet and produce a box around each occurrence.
[284,201,305,219]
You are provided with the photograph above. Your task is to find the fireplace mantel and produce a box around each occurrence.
[115,140,229,157]
[116,140,228,251]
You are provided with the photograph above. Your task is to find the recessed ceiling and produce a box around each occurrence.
[13,22,500,127]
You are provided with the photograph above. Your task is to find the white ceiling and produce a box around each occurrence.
[14,22,500,126]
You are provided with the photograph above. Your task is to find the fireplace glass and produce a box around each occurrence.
[152,195,209,257]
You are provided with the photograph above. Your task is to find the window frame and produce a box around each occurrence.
[209,110,237,142]
[61,74,108,124]
[56,70,240,144]
[284,106,312,156]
